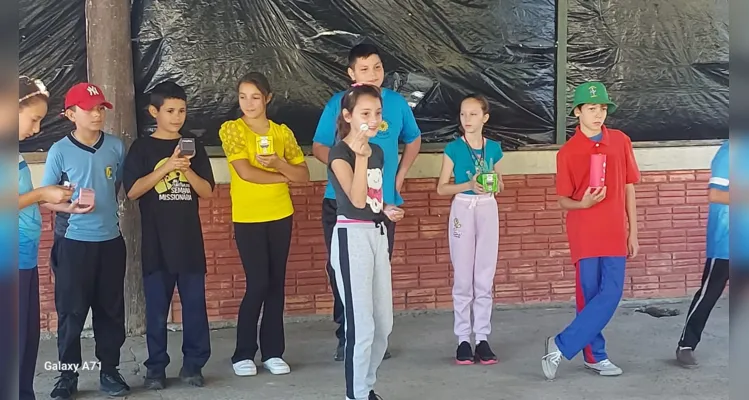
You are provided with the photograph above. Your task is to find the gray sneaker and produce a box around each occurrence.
[676,347,699,368]
[541,336,562,380]
[584,359,623,376]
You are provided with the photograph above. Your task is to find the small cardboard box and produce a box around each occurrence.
[256,136,274,155]
[589,154,607,188]
[477,172,499,193]
[178,137,196,157]
[78,188,95,207]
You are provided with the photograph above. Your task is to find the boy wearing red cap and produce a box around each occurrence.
[41,83,130,398]
[541,82,640,380]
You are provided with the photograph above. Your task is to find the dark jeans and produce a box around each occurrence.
[19,267,40,400]
[322,199,396,346]
[232,216,293,362]
[51,236,126,375]
[143,271,210,375]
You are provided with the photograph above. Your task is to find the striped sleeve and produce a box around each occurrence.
[709,142,729,190]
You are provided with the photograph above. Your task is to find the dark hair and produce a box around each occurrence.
[19,76,49,108]
[336,84,382,139]
[237,72,272,98]
[149,81,187,110]
[348,43,380,69]
[458,93,490,135]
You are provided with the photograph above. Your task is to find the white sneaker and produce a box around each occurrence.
[584,359,623,376]
[541,336,562,380]
[233,359,257,376]
[263,358,291,375]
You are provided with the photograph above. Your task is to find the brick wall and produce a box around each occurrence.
[36,169,710,332]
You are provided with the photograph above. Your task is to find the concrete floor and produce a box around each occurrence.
[34,299,728,400]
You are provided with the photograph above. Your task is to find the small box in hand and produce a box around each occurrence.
[589,154,607,188]
[78,188,95,207]
[256,136,274,155]
[178,138,196,157]
[477,172,499,193]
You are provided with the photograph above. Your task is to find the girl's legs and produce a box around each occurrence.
[364,225,393,393]
[19,267,40,400]
[331,223,377,400]
[472,197,499,343]
[232,222,270,367]
[259,216,293,367]
[448,196,477,346]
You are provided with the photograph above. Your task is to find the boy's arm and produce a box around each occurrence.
[624,136,641,257]
[40,146,69,212]
[312,97,339,164]
[708,143,730,205]
[183,144,215,198]
[395,99,422,192]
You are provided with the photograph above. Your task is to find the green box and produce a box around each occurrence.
[477,172,499,193]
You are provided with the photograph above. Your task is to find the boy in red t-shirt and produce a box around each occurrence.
[541,82,640,380]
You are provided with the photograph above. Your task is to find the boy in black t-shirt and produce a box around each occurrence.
[123,82,215,389]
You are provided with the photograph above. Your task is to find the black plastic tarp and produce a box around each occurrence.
[132,0,557,149]
[18,0,87,153]
[19,0,729,152]
[566,0,729,141]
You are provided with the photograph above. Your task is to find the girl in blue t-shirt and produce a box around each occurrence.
[17,76,74,400]
[437,94,504,365]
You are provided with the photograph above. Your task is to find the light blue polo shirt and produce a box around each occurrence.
[313,88,421,206]
[41,132,125,242]
[19,154,42,269]
[706,141,728,260]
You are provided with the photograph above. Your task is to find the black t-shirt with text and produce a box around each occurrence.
[327,141,386,222]
[123,136,215,275]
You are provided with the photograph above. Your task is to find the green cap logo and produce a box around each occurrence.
[571,81,617,116]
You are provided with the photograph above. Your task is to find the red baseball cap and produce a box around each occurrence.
[64,82,113,110]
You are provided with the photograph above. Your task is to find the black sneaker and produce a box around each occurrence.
[179,367,205,387]
[369,390,383,400]
[144,369,166,390]
[383,349,392,360]
[100,371,131,397]
[455,341,474,365]
[475,341,498,365]
[50,373,78,399]
[335,343,345,361]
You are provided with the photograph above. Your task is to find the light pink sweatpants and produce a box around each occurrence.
[448,193,499,344]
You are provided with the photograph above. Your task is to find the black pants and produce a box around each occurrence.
[143,271,210,375]
[322,199,396,346]
[679,258,729,349]
[51,236,126,375]
[19,267,40,400]
[233,216,293,363]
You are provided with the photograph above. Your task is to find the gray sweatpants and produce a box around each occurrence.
[330,217,394,400]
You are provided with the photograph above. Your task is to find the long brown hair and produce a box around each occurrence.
[336,84,382,140]
[19,76,49,108]
[458,93,490,136]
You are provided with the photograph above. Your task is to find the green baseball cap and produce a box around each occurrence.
[570,81,617,116]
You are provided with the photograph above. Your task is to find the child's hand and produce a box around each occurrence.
[166,146,191,172]
[256,154,284,169]
[384,205,405,222]
[350,124,373,157]
[467,171,485,194]
[581,186,606,208]
[40,185,74,204]
[65,199,95,214]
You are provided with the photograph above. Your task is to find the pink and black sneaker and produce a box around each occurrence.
[456,341,474,365]
[475,341,498,365]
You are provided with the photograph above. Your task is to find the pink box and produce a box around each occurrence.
[589,154,607,188]
[78,188,95,207]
